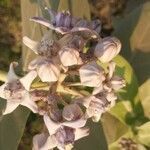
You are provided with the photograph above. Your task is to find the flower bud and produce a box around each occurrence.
[59,47,82,66]
[94,37,121,63]
[79,62,105,87]
[62,104,83,121]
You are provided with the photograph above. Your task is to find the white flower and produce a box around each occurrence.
[23,35,60,58]
[28,57,60,82]
[35,104,88,150]
[77,91,117,122]
[0,62,38,115]
[59,47,83,66]
[79,61,105,87]
[94,37,121,63]
[43,104,87,136]
[30,9,100,39]
[32,127,89,150]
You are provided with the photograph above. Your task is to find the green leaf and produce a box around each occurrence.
[136,121,150,146]
[49,0,60,11]
[139,79,150,119]
[113,2,150,85]
[102,113,129,145]
[75,121,108,150]
[0,99,30,150]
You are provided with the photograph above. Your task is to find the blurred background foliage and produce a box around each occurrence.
[0,0,150,150]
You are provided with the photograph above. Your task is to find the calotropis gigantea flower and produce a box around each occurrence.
[59,46,83,67]
[38,104,88,149]
[0,62,38,115]
[78,91,117,122]
[28,57,60,82]
[30,8,100,39]
[94,37,121,63]
[79,61,105,87]
[32,127,89,150]
[23,35,60,58]
[103,62,126,92]
[23,35,61,82]
[43,103,87,136]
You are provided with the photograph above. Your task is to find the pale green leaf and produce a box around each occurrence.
[137,121,150,146]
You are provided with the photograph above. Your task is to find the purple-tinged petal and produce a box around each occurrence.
[30,17,55,30]
[43,115,61,135]
[7,62,19,82]
[92,84,103,95]
[40,135,57,150]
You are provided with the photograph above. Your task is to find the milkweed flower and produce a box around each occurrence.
[94,37,121,63]
[0,62,38,114]
[79,61,105,87]
[30,8,101,39]
[35,103,88,150]
[32,127,89,150]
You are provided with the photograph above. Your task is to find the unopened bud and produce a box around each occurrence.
[94,37,121,63]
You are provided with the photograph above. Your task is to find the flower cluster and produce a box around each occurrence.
[0,8,125,150]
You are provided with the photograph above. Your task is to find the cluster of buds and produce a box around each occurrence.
[0,8,125,150]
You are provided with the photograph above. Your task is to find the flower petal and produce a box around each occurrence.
[94,37,121,63]
[28,57,43,70]
[32,133,49,150]
[79,62,105,87]
[38,62,60,82]
[75,128,89,140]
[30,17,55,30]
[23,36,39,54]
[92,84,103,95]
[59,47,82,66]
[0,83,7,99]
[3,101,19,115]
[40,135,57,150]
[20,71,37,91]
[7,62,18,82]
[21,93,38,113]
[43,115,61,135]
[63,118,87,128]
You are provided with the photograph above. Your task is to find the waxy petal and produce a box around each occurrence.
[32,133,50,150]
[3,101,19,115]
[20,71,37,91]
[79,62,105,87]
[43,115,61,135]
[21,93,38,113]
[63,118,87,128]
[38,62,60,82]
[40,135,57,150]
[59,47,82,66]
[94,37,121,63]
[23,36,39,54]
[7,62,18,82]
[75,128,89,140]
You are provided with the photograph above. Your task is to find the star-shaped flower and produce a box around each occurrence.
[30,8,100,39]
[0,62,38,115]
